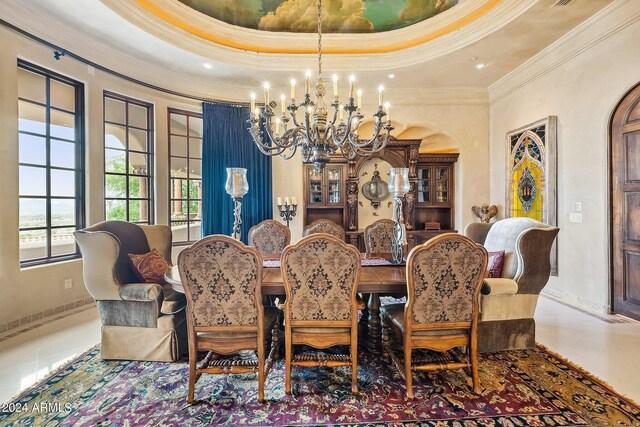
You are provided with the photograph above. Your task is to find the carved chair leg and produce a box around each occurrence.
[470,337,481,394]
[351,333,359,395]
[187,348,197,404]
[285,331,292,395]
[271,312,281,361]
[258,341,266,403]
[405,345,413,399]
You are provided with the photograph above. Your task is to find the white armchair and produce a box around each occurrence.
[465,217,559,352]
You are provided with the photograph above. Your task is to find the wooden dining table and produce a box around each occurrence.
[164,259,407,354]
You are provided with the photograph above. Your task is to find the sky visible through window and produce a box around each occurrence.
[19,118,76,217]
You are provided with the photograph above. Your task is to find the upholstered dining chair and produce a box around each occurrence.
[248,219,291,257]
[302,219,346,241]
[178,235,279,403]
[281,233,362,394]
[381,233,488,397]
[364,219,395,257]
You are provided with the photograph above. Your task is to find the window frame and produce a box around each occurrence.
[167,107,203,245]
[17,59,86,268]
[103,91,154,224]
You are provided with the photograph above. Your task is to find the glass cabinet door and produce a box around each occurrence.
[326,166,342,204]
[417,167,431,204]
[435,167,449,204]
[308,167,323,204]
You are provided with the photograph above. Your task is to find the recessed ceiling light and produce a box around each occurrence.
[475,63,486,69]
[388,74,395,79]
[203,63,213,69]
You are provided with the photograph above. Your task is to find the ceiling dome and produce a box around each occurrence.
[176,0,460,34]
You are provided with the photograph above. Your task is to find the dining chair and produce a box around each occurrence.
[364,219,395,257]
[178,235,279,403]
[380,233,488,397]
[281,233,362,394]
[302,219,346,240]
[248,219,291,256]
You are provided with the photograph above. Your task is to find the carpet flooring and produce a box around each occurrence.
[1,344,639,426]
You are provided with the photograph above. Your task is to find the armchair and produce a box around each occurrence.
[464,217,559,352]
[74,220,187,361]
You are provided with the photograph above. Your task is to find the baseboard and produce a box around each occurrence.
[540,293,637,324]
[0,299,96,342]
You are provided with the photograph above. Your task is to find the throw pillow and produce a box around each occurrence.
[487,250,505,278]
[129,248,171,284]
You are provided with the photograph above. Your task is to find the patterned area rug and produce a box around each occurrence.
[2,344,639,426]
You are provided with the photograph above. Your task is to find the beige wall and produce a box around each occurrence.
[488,0,640,313]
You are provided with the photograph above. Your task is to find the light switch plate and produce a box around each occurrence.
[573,202,583,212]
[569,213,583,223]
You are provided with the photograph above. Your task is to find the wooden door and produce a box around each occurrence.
[611,83,640,320]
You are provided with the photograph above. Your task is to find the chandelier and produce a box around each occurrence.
[247,0,393,171]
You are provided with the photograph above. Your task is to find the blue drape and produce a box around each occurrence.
[201,102,272,243]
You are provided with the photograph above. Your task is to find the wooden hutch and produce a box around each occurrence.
[302,138,459,251]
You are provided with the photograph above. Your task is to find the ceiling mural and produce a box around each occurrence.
[176,0,460,33]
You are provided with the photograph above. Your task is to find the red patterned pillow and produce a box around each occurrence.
[128,248,171,284]
[487,251,505,278]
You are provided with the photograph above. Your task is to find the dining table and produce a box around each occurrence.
[164,256,407,354]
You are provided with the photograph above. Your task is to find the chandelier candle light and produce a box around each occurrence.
[247,0,393,172]
[388,168,410,264]
[225,168,249,240]
[276,196,298,228]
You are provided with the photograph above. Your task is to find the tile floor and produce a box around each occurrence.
[0,295,638,405]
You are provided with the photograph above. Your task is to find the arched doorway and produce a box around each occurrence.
[611,83,640,320]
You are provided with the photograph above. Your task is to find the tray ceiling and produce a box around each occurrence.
[175,0,460,34]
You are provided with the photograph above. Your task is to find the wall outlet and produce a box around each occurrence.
[569,213,583,223]
[64,279,73,289]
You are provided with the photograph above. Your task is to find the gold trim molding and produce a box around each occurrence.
[132,0,503,54]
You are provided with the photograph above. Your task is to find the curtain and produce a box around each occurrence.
[201,102,272,243]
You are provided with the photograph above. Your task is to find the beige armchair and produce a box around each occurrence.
[464,217,559,352]
[74,220,187,361]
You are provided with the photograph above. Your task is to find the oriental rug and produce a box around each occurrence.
[1,344,639,426]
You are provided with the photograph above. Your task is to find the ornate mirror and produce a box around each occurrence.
[361,166,389,208]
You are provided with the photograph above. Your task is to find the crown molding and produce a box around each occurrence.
[489,0,640,104]
[100,0,535,72]
[390,88,489,106]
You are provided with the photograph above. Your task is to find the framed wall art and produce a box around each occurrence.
[506,116,558,275]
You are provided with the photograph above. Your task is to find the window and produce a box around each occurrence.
[168,108,202,244]
[103,92,153,223]
[17,60,85,266]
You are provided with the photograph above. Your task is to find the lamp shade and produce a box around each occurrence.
[225,167,249,198]
[388,167,410,197]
